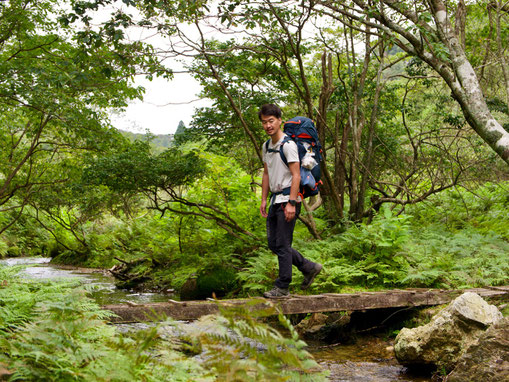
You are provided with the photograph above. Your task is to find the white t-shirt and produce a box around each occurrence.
[262,136,301,204]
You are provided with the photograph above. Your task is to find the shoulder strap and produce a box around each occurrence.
[264,139,271,153]
[265,137,292,167]
[278,136,293,167]
[265,139,280,156]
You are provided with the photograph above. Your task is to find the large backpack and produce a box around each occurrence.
[265,116,322,199]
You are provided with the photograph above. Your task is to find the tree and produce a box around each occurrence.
[0,0,166,233]
[174,120,189,145]
[185,1,482,224]
[84,142,258,242]
[315,0,509,165]
[126,0,501,229]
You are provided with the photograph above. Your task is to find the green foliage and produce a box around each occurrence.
[181,300,328,381]
[408,183,509,239]
[0,208,55,257]
[120,130,175,152]
[304,207,411,289]
[236,249,279,294]
[403,225,509,288]
[0,266,83,332]
[0,239,8,259]
[84,141,206,195]
[238,182,508,294]
[0,265,209,381]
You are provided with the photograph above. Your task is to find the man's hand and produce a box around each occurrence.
[260,200,268,218]
[284,203,296,222]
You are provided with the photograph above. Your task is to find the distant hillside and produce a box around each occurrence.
[119,130,174,152]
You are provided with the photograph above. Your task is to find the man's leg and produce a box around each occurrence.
[265,203,290,297]
[269,203,315,290]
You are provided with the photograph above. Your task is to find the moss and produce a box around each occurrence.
[6,246,21,258]
[180,266,238,300]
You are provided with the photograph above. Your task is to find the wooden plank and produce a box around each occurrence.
[102,287,509,323]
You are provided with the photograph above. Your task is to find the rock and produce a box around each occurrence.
[179,276,199,301]
[394,292,503,372]
[449,291,502,326]
[301,312,352,343]
[296,313,329,335]
[180,266,238,301]
[446,316,509,382]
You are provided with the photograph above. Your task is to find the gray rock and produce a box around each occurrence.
[296,313,329,335]
[449,291,502,326]
[446,316,509,382]
[394,292,503,371]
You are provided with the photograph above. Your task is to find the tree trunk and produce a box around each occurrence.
[430,0,509,164]
[356,43,385,220]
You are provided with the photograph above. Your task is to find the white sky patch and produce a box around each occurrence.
[111,72,211,135]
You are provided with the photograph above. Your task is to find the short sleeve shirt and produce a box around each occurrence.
[262,136,301,204]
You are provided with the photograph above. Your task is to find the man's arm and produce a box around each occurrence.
[260,163,269,218]
[284,161,300,222]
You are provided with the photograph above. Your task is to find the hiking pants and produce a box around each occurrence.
[266,203,315,289]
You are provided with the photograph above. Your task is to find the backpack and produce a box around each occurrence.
[264,116,322,199]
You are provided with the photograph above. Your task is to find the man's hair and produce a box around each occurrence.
[258,104,282,120]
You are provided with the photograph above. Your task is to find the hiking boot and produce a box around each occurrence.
[301,263,323,290]
[263,286,289,298]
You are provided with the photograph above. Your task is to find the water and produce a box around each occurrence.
[1,257,431,381]
[0,257,171,305]
[309,337,431,381]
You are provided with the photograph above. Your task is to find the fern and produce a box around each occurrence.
[236,249,278,294]
[172,299,328,381]
[0,239,8,259]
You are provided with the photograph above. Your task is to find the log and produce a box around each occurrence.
[102,286,509,323]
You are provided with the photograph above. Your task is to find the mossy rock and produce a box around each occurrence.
[7,246,21,257]
[180,266,238,301]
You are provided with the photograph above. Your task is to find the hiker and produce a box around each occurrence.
[259,104,323,298]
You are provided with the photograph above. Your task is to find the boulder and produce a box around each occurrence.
[446,316,509,382]
[298,311,352,342]
[296,313,329,335]
[180,266,237,301]
[394,292,503,371]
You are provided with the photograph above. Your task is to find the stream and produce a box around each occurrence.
[1,257,432,381]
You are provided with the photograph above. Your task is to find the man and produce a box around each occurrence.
[259,104,323,298]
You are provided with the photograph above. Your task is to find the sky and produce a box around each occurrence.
[111,72,209,136]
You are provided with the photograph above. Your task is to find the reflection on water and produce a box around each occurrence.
[0,257,51,266]
[0,257,170,305]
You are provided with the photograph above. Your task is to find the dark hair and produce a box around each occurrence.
[258,104,282,120]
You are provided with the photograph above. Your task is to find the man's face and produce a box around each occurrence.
[260,114,282,136]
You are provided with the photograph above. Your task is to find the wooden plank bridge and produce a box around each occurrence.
[103,286,509,323]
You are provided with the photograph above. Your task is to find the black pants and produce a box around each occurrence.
[267,203,315,289]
